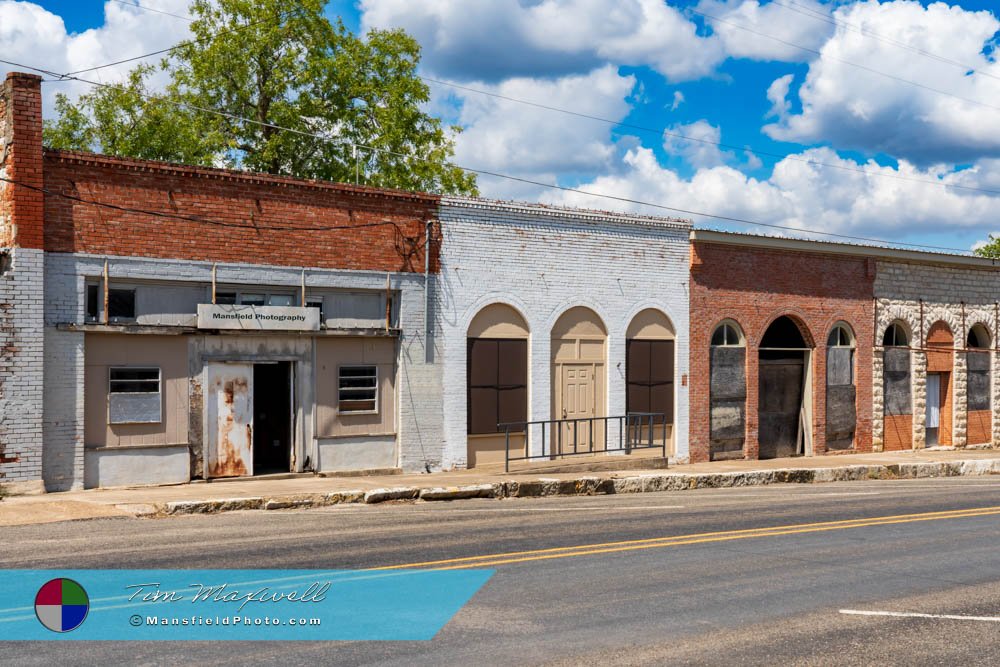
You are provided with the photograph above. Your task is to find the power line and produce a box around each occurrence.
[63,6,300,77]
[689,6,1000,114]
[422,76,1000,198]
[771,0,1000,83]
[26,2,1000,199]
[108,0,194,23]
[0,175,416,234]
[0,58,978,255]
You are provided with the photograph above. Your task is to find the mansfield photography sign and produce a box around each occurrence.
[197,304,320,331]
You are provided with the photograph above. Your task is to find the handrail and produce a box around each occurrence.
[498,413,669,472]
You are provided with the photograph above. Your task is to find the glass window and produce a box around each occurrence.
[108,367,161,424]
[267,294,295,307]
[215,292,237,305]
[467,339,528,434]
[883,323,908,347]
[711,322,743,347]
[968,325,991,350]
[338,366,378,413]
[240,293,266,306]
[86,284,99,321]
[107,289,136,320]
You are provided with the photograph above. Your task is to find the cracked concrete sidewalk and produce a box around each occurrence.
[3,448,1000,527]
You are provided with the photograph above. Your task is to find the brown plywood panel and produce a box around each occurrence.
[650,384,674,424]
[468,339,498,386]
[469,387,499,435]
[497,386,527,426]
[497,340,527,387]
[650,340,674,383]
[628,340,651,384]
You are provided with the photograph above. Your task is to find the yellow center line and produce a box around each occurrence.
[371,505,1000,571]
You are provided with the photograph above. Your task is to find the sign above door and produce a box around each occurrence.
[197,304,320,331]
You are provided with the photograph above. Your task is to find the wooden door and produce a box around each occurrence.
[758,353,804,459]
[556,364,599,455]
[206,363,254,478]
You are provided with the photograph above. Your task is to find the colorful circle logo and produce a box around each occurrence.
[34,578,89,633]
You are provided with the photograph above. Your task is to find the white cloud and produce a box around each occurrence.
[445,66,636,198]
[537,146,1000,242]
[698,0,835,62]
[360,0,724,82]
[670,90,685,111]
[764,0,1000,164]
[0,1,192,114]
[766,73,794,119]
[663,120,732,169]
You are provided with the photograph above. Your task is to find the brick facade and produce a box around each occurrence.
[437,197,691,468]
[689,236,875,463]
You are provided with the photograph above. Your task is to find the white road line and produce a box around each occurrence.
[840,609,1000,622]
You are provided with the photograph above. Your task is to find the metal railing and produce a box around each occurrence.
[499,413,669,472]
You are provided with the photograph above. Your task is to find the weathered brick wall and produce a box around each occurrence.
[0,73,45,490]
[689,240,875,463]
[41,151,440,274]
[437,198,691,468]
[874,259,1000,449]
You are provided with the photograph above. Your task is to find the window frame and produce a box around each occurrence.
[882,322,909,347]
[213,289,300,307]
[711,320,745,348]
[107,366,162,425]
[337,364,379,415]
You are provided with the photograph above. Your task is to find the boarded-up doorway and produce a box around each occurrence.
[758,316,812,459]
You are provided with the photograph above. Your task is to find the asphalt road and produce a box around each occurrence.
[3,476,1000,665]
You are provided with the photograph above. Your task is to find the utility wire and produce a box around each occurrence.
[689,6,1000,114]
[0,59,977,254]
[771,0,1000,83]
[108,0,195,23]
[422,76,1000,198]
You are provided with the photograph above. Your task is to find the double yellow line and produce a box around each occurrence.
[373,505,1000,571]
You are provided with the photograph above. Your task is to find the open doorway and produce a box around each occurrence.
[758,316,812,459]
[253,361,292,474]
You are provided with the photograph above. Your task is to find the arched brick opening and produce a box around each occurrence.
[926,321,954,446]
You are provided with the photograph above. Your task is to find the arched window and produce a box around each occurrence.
[467,304,529,437]
[968,324,991,350]
[883,322,909,347]
[711,321,744,347]
[626,309,675,427]
[828,324,855,348]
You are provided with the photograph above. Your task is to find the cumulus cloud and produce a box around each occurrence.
[0,1,193,114]
[444,65,636,198]
[539,146,1000,242]
[360,0,724,82]
[697,0,835,61]
[663,120,733,169]
[764,0,1000,164]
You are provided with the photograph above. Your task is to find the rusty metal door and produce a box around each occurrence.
[206,363,254,478]
[758,352,804,459]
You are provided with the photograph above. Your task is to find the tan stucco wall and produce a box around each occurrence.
[315,337,396,437]
[84,334,189,447]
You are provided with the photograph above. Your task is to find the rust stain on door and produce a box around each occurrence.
[207,365,253,478]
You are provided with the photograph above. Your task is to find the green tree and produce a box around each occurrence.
[974,234,1000,259]
[44,0,476,195]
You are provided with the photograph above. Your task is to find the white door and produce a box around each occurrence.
[926,374,941,429]
[206,363,254,478]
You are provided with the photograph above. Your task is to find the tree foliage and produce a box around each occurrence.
[43,0,476,195]
[974,234,1000,259]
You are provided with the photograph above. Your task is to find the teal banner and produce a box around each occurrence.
[0,569,493,640]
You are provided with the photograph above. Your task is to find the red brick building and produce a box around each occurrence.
[689,231,875,463]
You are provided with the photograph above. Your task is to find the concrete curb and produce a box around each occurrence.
[150,458,1000,517]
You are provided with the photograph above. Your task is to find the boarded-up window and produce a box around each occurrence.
[108,367,161,424]
[468,339,528,434]
[826,327,857,450]
[710,345,746,456]
[968,351,991,411]
[626,340,674,424]
[884,347,912,416]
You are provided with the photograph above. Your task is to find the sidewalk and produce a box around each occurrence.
[4,448,1000,527]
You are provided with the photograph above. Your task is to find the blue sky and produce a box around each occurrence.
[5,1,1000,252]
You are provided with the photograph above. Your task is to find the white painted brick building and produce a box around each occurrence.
[435,197,691,469]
